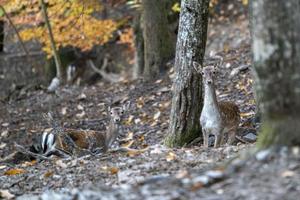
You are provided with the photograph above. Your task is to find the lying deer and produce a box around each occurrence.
[30,102,130,158]
[193,61,240,148]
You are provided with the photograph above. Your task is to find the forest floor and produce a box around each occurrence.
[1,2,300,200]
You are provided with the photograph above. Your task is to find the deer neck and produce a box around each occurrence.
[203,82,221,115]
[105,120,120,148]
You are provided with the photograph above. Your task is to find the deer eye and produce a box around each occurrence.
[201,72,204,75]
[110,112,113,115]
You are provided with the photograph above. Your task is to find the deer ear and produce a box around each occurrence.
[192,61,202,73]
[107,106,111,112]
[122,101,131,111]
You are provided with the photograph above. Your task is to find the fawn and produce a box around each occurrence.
[30,103,130,157]
[193,61,240,148]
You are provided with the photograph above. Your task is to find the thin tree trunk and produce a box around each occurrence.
[251,0,300,148]
[0,6,30,56]
[39,0,63,81]
[165,0,210,147]
[141,0,174,80]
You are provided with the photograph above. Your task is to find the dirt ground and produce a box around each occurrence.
[1,2,299,199]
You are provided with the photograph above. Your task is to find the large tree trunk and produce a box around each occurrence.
[132,13,144,79]
[251,1,300,148]
[0,20,4,52]
[141,0,174,80]
[165,0,210,147]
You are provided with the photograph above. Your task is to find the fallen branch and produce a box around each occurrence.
[87,59,121,83]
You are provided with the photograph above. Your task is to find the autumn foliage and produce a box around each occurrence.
[1,0,118,56]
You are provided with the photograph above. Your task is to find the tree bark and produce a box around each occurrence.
[132,13,144,79]
[141,0,174,80]
[39,0,63,82]
[251,0,300,148]
[165,0,210,147]
[0,20,4,52]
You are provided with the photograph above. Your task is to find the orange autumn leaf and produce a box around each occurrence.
[109,167,119,175]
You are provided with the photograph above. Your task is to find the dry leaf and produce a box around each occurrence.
[0,165,7,170]
[21,160,37,167]
[56,160,68,168]
[1,130,8,137]
[110,167,119,175]
[0,143,6,149]
[4,168,26,176]
[124,115,134,125]
[0,190,15,199]
[240,111,255,118]
[121,140,134,148]
[77,104,84,110]
[76,111,86,118]
[77,93,87,100]
[153,111,161,120]
[126,147,149,157]
[44,171,54,178]
[166,152,176,162]
[281,170,295,178]
[136,97,144,108]
[61,107,67,115]
[1,123,9,127]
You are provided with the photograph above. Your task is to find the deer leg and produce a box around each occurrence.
[214,132,223,148]
[202,129,209,148]
[227,128,237,145]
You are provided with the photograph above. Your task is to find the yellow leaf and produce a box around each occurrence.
[172,3,181,12]
[4,168,26,176]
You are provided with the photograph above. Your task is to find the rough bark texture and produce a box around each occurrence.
[141,0,174,80]
[133,13,144,79]
[0,20,3,52]
[251,1,300,148]
[165,0,210,147]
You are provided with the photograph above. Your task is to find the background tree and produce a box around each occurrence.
[39,0,63,85]
[251,0,300,148]
[141,0,174,80]
[2,0,117,57]
[165,0,210,147]
[0,20,3,52]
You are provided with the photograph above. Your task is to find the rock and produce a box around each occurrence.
[255,149,272,161]
[242,132,257,142]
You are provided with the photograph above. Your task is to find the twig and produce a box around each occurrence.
[235,136,250,144]
[14,143,52,161]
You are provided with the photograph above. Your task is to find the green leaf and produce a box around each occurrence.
[0,7,4,17]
